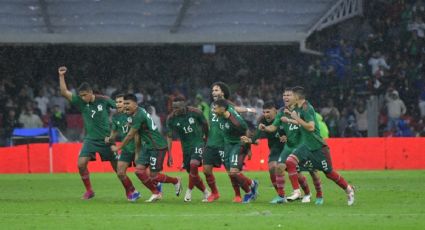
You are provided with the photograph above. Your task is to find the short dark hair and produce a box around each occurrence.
[283,87,293,92]
[173,95,186,102]
[115,93,125,99]
[212,81,230,99]
[213,99,228,109]
[123,93,137,103]
[263,101,276,110]
[292,86,306,99]
[77,82,92,92]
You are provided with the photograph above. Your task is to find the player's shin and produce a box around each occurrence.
[190,162,206,192]
[298,174,310,195]
[285,156,300,190]
[269,168,278,192]
[310,171,323,198]
[325,170,348,190]
[79,168,93,192]
[135,168,159,194]
[228,173,241,196]
[204,171,219,194]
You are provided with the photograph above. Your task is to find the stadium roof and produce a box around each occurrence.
[0,0,362,46]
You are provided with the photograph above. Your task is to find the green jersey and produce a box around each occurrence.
[220,106,248,145]
[166,107,208,150]
[70,93,115,141]
[206,103,224,147]
[111,112,135,153]
[131,107,167,150]
[272,109,302,149]
[295,101,326,151]
[252,115,285,150]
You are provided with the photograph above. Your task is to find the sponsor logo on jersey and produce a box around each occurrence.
[189,117,194,124]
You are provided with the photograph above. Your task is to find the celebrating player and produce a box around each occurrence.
[204,82,256,202]
[166,96,210,202]
[260,88,322,204]
[213,99,259,203]
[112,94,182,202]
[284,86,355,206]
[58,66,132,200]
[105,94,141,202]
[240,101,287,200]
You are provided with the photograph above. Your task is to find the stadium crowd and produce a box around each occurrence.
[1,0,424,146]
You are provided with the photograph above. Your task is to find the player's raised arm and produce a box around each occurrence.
[58,66,73,101]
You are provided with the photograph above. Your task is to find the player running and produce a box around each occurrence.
[260,88,322,204]
[284,86,355,206]
[112,94,182,202]
[104,94,143,202]
[204,82,256,203]
[240,101,285,199]
[213,99,259,203]
[166,96,211,202]
[58,66,133,200]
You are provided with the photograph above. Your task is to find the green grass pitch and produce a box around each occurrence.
[0,170,424,229]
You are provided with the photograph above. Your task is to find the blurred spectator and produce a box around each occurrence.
[354,101,368,137]
[385,89,407,131]
[146,105,163,133]
[2,109,22,146]
[418,85,425,117]
[18,106,43,128]
[194,94,210,121]
[50,105,67,132]
[50,91,68,114]
[320,99,340,137]
[34,91,49,115]
[368,51,390,77]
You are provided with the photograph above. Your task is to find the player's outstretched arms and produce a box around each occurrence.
[58,66,72,101]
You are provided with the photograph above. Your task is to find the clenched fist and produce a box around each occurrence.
[58,66,67,76]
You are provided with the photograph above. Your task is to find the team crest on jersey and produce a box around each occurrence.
[188,117,194,124]
[177,123,180,126]
[225,122,230,129]
[127,117,132,123]
[97,105,103,111]
[117,121,120,125]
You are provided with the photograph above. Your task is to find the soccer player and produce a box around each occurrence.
[284,86,355,206]
[240,101,287,199]
[204,82,256,202]
[213,99,259,203]
[112,94,182,202]
[105,94,141,202]
[58,66,133,200]
[166,96,210,202]
[260,88,322,204]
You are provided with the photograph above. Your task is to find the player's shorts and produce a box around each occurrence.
[224,143,249,171]
[182,145,204,173]
[268,147,282,163]
[117,151,135,164]
[79,139,115,162]
[277,146,295,164]
[293,144,333,173]
[204,146,224,168]
[136,148,167,173]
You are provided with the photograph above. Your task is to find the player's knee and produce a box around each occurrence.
[229,168,239,176]
[203,166,212,175]
[117,169,126,178]
[276,163,286,174]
